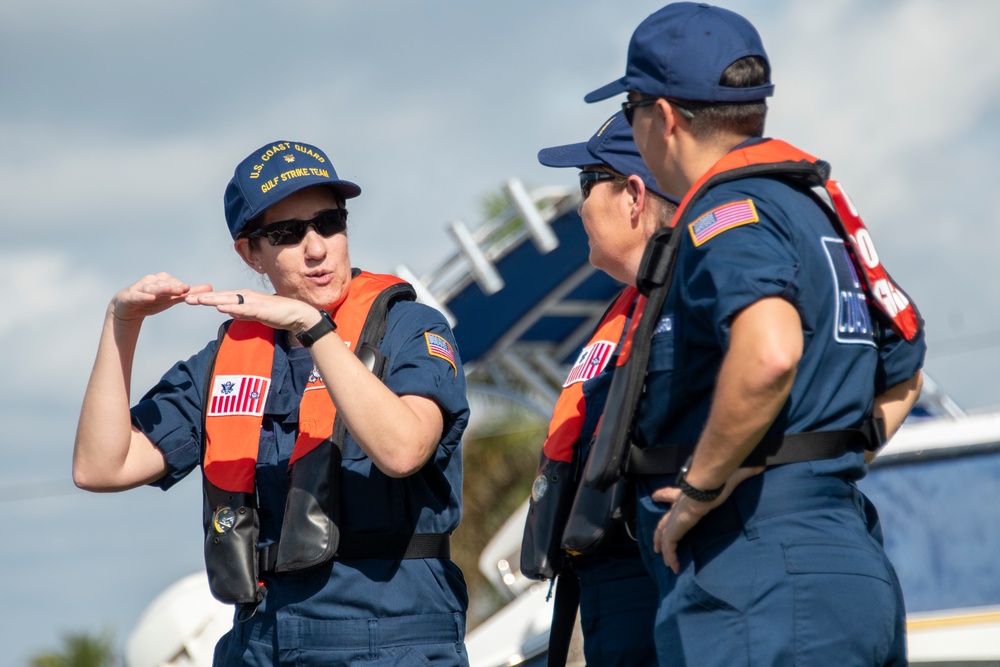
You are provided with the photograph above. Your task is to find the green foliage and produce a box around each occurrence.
[479,190,511,221]
[28,630,116,667]
[453,413,547,628]
[477,184,567,249]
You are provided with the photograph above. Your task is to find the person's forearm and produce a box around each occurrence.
[307,331,442,478]
[867,370,923,462]
[683,298,802,491]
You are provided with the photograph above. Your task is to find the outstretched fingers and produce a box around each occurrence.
[112,274,210,322]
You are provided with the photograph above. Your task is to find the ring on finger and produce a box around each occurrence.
[236,294,244,305]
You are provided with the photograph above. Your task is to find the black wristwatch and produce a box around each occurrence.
[295,309,337,348]
[676,459,725,503]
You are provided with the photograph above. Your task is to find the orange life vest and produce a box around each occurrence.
[541,287,639,463]
[201,271,415,605]
[521,287,641,580]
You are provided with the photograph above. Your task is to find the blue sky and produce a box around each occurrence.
[3,1,1000,662]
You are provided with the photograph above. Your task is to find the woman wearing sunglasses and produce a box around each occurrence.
[73,141,470,666]
[526,113,678,667]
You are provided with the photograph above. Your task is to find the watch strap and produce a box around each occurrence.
[295,309,337,348]
[676,468,724,503]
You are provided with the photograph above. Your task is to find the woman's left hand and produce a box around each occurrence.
[185,289,318,334]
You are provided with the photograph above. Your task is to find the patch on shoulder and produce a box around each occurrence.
[688,199,758,246]
[424,332,457,375]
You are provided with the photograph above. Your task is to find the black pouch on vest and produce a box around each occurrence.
[203,482,263,605]
[274,438,341,572]
[560,471,634,555]
[520,454,576,580]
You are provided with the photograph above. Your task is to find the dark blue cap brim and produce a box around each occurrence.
[326,181,362,201]
[584,77,628,103]
[537,141,600,169]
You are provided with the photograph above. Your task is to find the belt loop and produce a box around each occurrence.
[453,612,465,652]
[850,484,866,516]
[368,618,379,661]
[734,482,760,541]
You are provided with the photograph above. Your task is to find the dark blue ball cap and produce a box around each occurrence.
[537,113,679,204]
[585,2,774,103]
[224,140,361,239]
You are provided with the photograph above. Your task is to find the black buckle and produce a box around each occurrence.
[257,545,278,575]
[865,417,887,452]
[636,228,675,295]
[236,581,267,623]
[236,602,259,623]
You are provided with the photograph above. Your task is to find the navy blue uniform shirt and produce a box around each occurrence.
[130,298,469,622]
[635,169,925,483]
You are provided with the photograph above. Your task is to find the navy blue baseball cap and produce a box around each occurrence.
[585,2,774,104]
[538,113,679,204]
[224,141,361,239]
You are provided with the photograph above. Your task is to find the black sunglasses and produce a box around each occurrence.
[621,97,695,126]
[579,171,616,199]
[245,209,348,246]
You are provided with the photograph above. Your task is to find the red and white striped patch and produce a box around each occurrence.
[207,375,270,416]
[563,340,616,387]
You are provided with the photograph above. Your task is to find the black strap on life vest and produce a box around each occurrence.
[583,227,682,491]
[547,572,581,667]
[257,532,452,574]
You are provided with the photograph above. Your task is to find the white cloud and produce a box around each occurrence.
[0,127,236,232]
[768,0,1000,213]
[0,253,108,407]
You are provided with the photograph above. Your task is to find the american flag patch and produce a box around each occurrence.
[688,199,758,246]
[425,332,457,374]
[563,340,616,387]
[208,375,270,416]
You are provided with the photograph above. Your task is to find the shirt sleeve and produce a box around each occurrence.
[875,324,927,394]
[680,190,802,349]
[380,300,469,444]
[130,340,217,490]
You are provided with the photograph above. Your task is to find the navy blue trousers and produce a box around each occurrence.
[637,473,907,666]
[574,540,659,667]
[214,610,468,666]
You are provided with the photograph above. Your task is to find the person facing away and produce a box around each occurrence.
[583,3,926,665]
[73,140,471,666]
[528,112,678,666]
